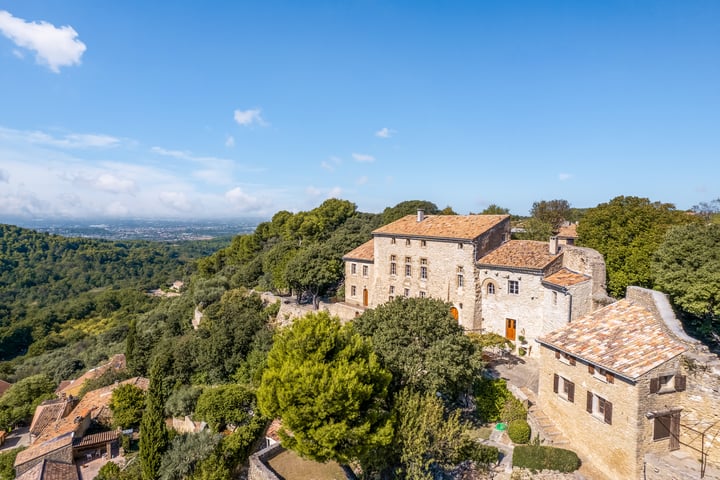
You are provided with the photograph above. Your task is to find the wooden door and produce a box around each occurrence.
[450,307,459,321]
[363,288,368,307]
[506,319,516,341]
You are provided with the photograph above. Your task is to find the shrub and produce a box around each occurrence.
[474,377,510,423]
[507,419,531,444]
[501,395,527,423]
[513,445,581,473]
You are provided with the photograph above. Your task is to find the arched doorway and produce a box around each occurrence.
[450,307,459,321]
[363,288,368,307]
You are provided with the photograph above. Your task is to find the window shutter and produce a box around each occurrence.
[606,372,615,384]
[675,375,686,392]
[650,377,660,394]
[604,400,613,425]
[568,381,575,403]
[586,392,593,413]
[555,350,561,359]
[569,356,576,366]
[553,374,559,394]
[588,365,595,375]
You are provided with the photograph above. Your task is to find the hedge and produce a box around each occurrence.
[512,445,581,473]
[507,419,531,444]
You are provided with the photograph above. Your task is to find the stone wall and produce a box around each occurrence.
[248,443,283,480]
[344,259,374,308]
[560,245,608,301]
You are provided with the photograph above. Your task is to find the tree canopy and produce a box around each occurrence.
[110,384,146,429]
[578,196,698,297]
[257,311,393,477]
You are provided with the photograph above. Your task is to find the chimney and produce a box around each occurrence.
[549,236,559,255]
[417,209,425,222]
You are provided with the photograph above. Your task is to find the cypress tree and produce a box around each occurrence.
[140,361,169,480]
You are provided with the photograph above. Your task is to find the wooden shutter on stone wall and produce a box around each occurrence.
[555,350,561,359]
[675,375,686,392]
[650,377,660,394]
[569,356,576,366]
[553,374,559,393]
[606,372,615,384]
[586,392,593,413]
[567,381,575,403]
[588,364,595,375]
[604,401,613,425]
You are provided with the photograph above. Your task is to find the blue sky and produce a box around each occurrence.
[1,1,718,220]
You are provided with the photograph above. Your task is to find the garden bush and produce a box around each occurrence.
[507,419,531,444]
[500,395,527,423]
[513,445,581,472]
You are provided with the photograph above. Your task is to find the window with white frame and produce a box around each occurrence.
[362,265,368,277]
[390,255,397,275]
[457,266,464,287]
[588,364,614,384]
[405,257,412,277]
[586,392,612,424]
[389,286,395,295]
[420,258,428,280]
[552,374,575,403]
[351,263,357,275]
[419,291,426,298]
[487,283,495,294]
[351,286,356,297]
[508,280,519,294]
[404,288,410,297]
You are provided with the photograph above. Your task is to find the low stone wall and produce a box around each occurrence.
[248,443,283,480]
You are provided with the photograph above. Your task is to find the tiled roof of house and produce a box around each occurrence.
[55,354,126,397]
[557,223,578,239]
[342,239,374,261]
[373,214,508,240]
[543,268,590,287]
[16,459,79,480]
[0,379,11,397]
[72,430,118,448]
[537,299,686,380]
[478,240,561,270]
[29,400,70,438]
[15,433,74,468]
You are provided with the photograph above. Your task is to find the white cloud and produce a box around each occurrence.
[375,127,395,138]
[104,202,129,217]
[0,10,86,73]
[306,186,322,196]
[225,186,257,205]
[327,187,342,197]
[0,126,120,149]
[352,153,375,163]
[0,169,8,183]
[321,156,342,171]
[356,175,368,185]
[93,173,135,193]
[558,173,573,181]
[233,108,268,127]
[225,135,235,147]
[159,191,191,212]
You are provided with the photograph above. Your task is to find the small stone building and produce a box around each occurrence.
[536,286,720,479]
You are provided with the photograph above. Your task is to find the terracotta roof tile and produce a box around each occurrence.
[478,240,560,270]
[342,239,374,261]
[29,400,69,438]
[373,214,508,240]
[543,268,590,287]
[16,459,79,480]
[56,354,126,397]
[538,299,686,380]
[0,379,11,397]
[15,433,73,467]
[557,223,578,239]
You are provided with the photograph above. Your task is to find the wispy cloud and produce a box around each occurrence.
[234,108,268,127]
[375,127,395,138]
[225,135,235,147]
[328,187,342,197]
[321,156,342,171]
[0,10,86,73]
[0,127,120,149]
[352,153,375,163]
[159,191,191,212]
[558,173,572,181]
[0,169,8,183]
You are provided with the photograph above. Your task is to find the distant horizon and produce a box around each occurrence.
[1,2,718,219]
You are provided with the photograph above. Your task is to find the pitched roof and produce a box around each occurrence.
[543,268,590,287]
[16,459,78,480]
[557,223,578,239]
[372,214,508,240]
[15,432,74,468]
[478,240,560,270]
[342,239,374,262]
[537,299,686,380]
[56,354,126,397]
[0,379,11,397]
[29,400,70,438]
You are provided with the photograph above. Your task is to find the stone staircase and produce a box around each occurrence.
[528,403,570,447]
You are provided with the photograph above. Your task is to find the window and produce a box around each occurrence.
[421,240,427,247]
[420,258,428,280]
[553,291,558,305]
[588,364,614,383]
[390,255,397,275]
[458,242,463,249]
[362,265,368,277]
[508,280,519,294]
[351,263,357,275]
[457,266,464,288]
[650,374,686,394]
[419,291,426,298]
[405,238,411,246]
[586,392,612,424]
[389,286,395,295]
[391,237,396,245]
[555,350,576,366]
[404,288,410,298]
[351,286,356,297]
[552,374,575,403]
[653,417,671,441]
[487,283,495,295]
[405,257,412,277]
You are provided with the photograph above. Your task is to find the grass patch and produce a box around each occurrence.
[513,445,581,473]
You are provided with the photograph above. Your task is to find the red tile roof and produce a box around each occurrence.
[29,400,70,438]
[538,299,686,380]
[15,433,74,468]
[478,240,560,270]
[0,379,11,397]
[56,354,126,397]
[543,268,590,287]
[557,223,578,239]
[343,239,374,261]
[16,459,78,480]
[373,214,508,240]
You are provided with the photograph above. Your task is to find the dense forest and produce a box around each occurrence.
[0,195,718,479]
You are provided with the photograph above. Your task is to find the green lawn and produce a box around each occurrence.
[267,449,346,480]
